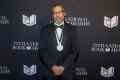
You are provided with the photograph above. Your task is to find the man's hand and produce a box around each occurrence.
[52,65,64,76]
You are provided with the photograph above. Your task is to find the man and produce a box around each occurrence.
[39,3,79,80]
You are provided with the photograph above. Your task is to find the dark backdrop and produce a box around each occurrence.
[0,0,120,80]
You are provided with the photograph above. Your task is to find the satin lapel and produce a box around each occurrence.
[48,24,57,49]
[62,23,67,50]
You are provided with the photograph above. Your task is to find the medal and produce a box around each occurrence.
[57,44,63,52]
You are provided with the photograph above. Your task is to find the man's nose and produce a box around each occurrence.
[56,13,60,17]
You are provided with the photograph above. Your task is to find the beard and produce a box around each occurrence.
[54,18,64,25]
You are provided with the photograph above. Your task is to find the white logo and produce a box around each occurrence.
[65,16,91,27]
[0,66,11,74]
[91,43,120,53]
[104,16,119,28]
[75,67,88,76]
[100,66,115,78]
[0,16,9,24]
[23,65,37,76]
[22,14,36,26]
[12,41,39,51]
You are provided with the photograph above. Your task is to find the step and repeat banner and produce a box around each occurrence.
[0,0,120,80]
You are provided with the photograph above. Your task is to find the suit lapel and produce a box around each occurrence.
[48,24,57,49]
[62,23,67,49]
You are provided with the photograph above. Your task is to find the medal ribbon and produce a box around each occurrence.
[55,28,63,46]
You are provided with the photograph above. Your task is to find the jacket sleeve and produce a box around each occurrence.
[38,25,53,72]
[60,26,79,70]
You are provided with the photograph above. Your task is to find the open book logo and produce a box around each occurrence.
[22,14,36,26]
[23,65,37,76]
[100,66,114,78]
[104,16,119,28]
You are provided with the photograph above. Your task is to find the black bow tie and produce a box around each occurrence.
[55,25,64,29]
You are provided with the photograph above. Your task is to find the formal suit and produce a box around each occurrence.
[39,22,79,80]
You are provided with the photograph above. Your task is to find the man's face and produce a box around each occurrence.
[52,6,64,24]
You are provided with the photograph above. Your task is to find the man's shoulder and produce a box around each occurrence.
[41,23,53,31]
[65,23,76,31]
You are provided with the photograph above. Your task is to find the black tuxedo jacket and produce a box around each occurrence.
[39,22,79,76]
